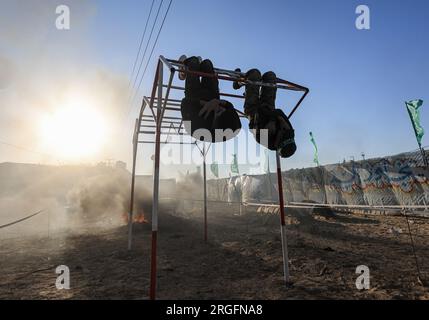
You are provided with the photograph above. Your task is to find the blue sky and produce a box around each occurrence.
[1,0,428,177]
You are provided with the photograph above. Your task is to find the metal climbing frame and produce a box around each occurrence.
[128,55,309,300]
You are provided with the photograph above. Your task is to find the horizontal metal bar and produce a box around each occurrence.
[140,124,183,129]
[139,130,186,136]
[161,84,244,99]
[150,106,245,119]
[166,59,244,77]
[153,103,181,108]
[142,115,181,121]
[158,120,183,125]
[165,58,306,91]
[152,105,181,111]
[141,118,183,125]
[138,140,196,145]
[290,202,429,210]
[163,84,184,91]
[276,79,309,93]
[219,92,245,99]
[140,122,182,128]
[158,115,182,120]
[161,97,182,104]
[144,96,182,104]
[156,56,309,123]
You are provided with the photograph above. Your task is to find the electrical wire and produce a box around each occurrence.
[132,0,173,103]
[128,0,156,88]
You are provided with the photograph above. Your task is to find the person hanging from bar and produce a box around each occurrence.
[178,55,241,142]
[234,68,297,158]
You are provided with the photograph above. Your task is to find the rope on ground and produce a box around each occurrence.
[0,210,45,229]
[401,209,425,286]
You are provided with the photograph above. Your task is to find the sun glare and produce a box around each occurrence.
[40,98,107,160]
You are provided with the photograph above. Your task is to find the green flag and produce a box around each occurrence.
[309,131,320,166]
[231,154,239,174]
[406,99,425,147]
[210,162,219,178]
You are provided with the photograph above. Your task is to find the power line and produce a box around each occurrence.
[124,0,173,121]
[130,0,165,94]
[128,0,156,88]
[132,0,173,103]
[0,140,57,159]
[0,210,45,229]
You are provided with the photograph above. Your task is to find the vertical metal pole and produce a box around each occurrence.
[276,152,290,284]
[203,143,208,242]
[150,61,163,300]
[268,173,274,202]
[128,118,139,250]
[266,154,274,201]
[47,209,50,239]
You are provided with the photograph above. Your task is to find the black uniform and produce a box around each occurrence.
[243,69,296,158]
[180,57,241,143]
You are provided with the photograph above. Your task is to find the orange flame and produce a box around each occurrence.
[123,211,148,224]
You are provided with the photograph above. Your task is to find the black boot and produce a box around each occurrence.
[260,71,277,111]
[243,69,261,128]
[274,110,297,158]
[183,56,201,100]
[200,59,219,101]
[233,68,243,90]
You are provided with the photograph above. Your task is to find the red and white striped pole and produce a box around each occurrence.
[276,151,290,284]
[149,62,163,300]
[150,130,161,300]
[203,143,208,242]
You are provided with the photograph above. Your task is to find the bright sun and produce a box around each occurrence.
[40,98,107,160]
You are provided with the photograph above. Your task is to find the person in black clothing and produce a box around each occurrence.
[239,68,297,158]
[179,56,241,143]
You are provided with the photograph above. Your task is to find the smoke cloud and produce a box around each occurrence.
[0,163,156,239]
[67,167,153,225]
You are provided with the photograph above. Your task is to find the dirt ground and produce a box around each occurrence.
[1,202,429,300]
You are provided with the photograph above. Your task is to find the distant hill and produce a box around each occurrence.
[0,162,130,201]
